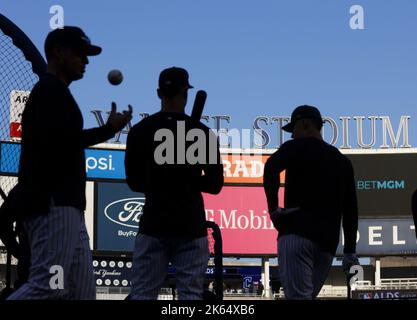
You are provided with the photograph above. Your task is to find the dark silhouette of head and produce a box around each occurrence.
[157,67,193,113]
[44,26,101,84]
[283,105,324,139]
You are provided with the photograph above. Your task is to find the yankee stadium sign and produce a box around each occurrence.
[91,110,411,150]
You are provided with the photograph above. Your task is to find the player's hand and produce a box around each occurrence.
[106,102,133,132]
[269,207,300,230]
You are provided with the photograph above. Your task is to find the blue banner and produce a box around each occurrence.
[96,182,144,252]
[85,149,125,179]
[336,218,417,256]
[0,143,20,173]
[0,142,126,179]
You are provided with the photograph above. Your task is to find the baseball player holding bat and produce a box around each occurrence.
[125,67,223,300]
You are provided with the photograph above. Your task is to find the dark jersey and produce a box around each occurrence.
[125,112,224,238]
[18,74,116,215]
[264,137,358,254]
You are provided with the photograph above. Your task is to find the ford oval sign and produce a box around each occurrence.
[104,197,145,228]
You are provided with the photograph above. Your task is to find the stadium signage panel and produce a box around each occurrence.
[346,153,417,217]
[5,90,412,150]
[92,258,132,287]
[9,90,28,140]
[222,154,285,184]
[96,182,141,252]
[0,143,126,179]
[336,219,417,256]
[85,149,125,179]
[203,186,281,255]
[204,187,417,256]
[353,290,417,300]
[94,183,417,256]
[91,110,411,150]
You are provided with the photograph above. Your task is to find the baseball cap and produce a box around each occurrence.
[158,67,194,91]
[45,26,102,56]
[282,105,324,133]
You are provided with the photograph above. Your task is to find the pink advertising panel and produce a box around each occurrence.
[203,186,284,256]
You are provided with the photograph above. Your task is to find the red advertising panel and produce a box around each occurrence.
[9,122,22,138]
[221,154,285,184]
[203,186,284,256]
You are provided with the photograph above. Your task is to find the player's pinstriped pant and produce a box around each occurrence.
[278,234,333,300]
[130,233,209,300]
[7,206,95,300]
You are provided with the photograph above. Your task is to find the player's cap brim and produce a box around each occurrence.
[86,45,102,56]
[282,122,294,133]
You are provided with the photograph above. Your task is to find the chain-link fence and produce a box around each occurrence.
[0,14,46,205]
[0,15,46,295]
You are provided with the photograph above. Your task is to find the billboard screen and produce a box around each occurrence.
[1,143,416,219]
[346,153,417,218]
[2,142,416,256]
[94,183,281,255]
[203,186,283,256]
[0,142,126,180]
[221,153,285,184]
[336,218,417,256]
[85,149,125,179]
[95,182,143,252]
[94,182,417,256]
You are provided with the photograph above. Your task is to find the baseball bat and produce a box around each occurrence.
[191,90,207,121]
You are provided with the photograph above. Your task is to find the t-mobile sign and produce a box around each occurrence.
[203,186,284,255]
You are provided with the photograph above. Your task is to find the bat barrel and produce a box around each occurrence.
[191,90,207,120]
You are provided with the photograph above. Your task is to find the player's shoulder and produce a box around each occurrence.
[190,117,211,132]
[171,113,212,133]
[130,112,171,134]
[267,140,294,160]
[37,73,66,91]
[276,139,297,152]
[24,75,64,110]
[130,113,156,131]
[324,143,352,166]
[325,142,346,157]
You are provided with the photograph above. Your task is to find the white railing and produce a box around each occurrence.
[354,278,417,291]
[380,278,417,288]
[95,287,174,300]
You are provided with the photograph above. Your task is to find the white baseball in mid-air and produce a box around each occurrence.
[108,69,123,85]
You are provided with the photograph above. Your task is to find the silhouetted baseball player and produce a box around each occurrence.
[7,27,132,300]
[263,105,359,300]
[125,67,223,300]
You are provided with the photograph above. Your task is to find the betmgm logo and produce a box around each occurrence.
[357,180,405,191]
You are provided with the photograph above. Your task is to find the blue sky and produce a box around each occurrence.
[2,0,417,148]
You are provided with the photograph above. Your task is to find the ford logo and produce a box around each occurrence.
[104,198,145,228]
